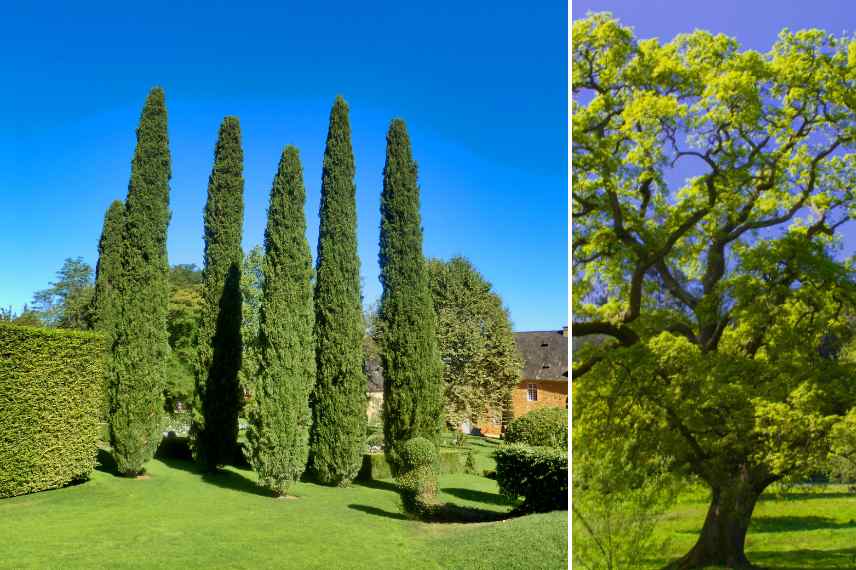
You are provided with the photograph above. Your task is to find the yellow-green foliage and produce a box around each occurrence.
[0,323,105,498]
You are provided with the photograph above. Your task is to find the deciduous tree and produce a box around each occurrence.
[573,14,856,568]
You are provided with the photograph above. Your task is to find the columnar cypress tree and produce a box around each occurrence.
[93,200,125,335]
[246,146,315,496]
[309,96,366,485]
[192,116,245,471]
[108,87,172,476]
[379,119,443,471]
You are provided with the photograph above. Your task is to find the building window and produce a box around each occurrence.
[527,383,538,402]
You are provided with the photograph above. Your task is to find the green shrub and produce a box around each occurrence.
[505,407,568,448]
[495,444,568,513]
[357,447,474,481]
[397,438,439,514]
[0,323,106,498]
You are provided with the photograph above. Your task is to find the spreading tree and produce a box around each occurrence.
[94,201,125,335]
[238,245,264,401]
[246,146,315,496]
[379,119,444,471]
[573,14,856,568]
[425,257,522,432]
[192,116,245,470]
[108,87,172,476]
[309,96,366,485]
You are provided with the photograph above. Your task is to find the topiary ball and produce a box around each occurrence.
[400,437,437,469]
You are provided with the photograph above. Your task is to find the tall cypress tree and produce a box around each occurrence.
[192,116,245,471]
[309,96,366,486]
[379,119,443,472]
[93,200,125,335]
[108,87,172,476]
[246,146,315,496]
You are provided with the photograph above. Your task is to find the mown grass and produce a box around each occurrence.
[640,484,856,569]
[0,437,567,569]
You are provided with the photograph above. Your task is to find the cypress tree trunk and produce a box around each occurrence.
[246,146,315,496]
[309,96,366,486]
[94,200,125,335]
[108,87,172,476]
[668,471,767,570]
[192,116,245,471]
[379,119,444,472]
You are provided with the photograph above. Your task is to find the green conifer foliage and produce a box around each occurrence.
[246,146,315,496]
[309,97,366,485]
[108,87,172,475]
[93,200,125,335]
[379,119,443,472]
[192,116,245,471]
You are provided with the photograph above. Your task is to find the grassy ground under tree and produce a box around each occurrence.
[640,485,856,569]
[0,436,567,569]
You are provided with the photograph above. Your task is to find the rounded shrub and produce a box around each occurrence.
[505,407,568,448]
[401,437,437,468]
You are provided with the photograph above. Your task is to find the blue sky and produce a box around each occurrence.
[0,1,568,331]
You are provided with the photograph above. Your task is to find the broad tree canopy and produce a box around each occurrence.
[573,13,856,567]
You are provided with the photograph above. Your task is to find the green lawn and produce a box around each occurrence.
[0,440,567,569]
[641,485,856,569]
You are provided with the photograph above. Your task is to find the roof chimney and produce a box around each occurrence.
[562,325,568,337]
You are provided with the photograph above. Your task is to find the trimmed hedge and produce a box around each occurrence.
[505,407,568,448]
[495,444,568,513]
[397,437,439,514]
[358,447,475,481]
[1,323,106,498]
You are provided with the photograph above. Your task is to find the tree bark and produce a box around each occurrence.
[665,475,763,569]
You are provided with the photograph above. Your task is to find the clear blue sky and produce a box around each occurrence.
[574,0,856,253]
[0,1,568,332]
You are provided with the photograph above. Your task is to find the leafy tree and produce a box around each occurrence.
[165,273,202,413]
[379,119,444,471]
[94,201,125,336]
[573,14,856,568]
[108,87,172,476]
[192,116,245,471]
[32,257,95,329]
[246,146,315,496]
[425,256,522,432]
[309,96,366,485]
[238,245,264,400]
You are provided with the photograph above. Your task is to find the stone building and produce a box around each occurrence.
[479,327,569,437]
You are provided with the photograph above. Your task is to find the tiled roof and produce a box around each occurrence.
[514,329,569,381]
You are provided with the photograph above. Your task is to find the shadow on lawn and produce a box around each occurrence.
[442,487,513,507]
[158,456,271,497]
[749,547,856,570]
[749,515,856,533]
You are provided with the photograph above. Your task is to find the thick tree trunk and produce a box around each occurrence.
[666,475,763,569]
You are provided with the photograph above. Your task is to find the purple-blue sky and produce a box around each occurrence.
[0,1,568,331]
[573,0,856,253]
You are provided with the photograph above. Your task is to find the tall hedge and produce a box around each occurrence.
[246,146,315,496]
[379,119,444,471]
[108,87,172,476]
[193,116,245,471]
[0,324,105,498]
[310,96,366,486]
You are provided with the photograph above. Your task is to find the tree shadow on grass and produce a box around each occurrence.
[749,547,856,570]
[157,456,271,498]
[354,478,398,493]
[760,492,856,501]
[348,504,410,520]
[749,515,856,533]
[442,487,513,507]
